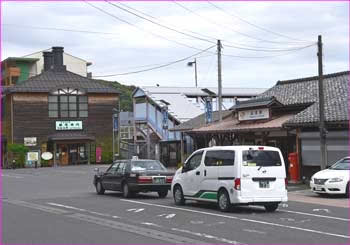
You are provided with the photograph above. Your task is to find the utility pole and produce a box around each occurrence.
[194,58,198,88]
[217,40,223,121]
[317,35,327,170]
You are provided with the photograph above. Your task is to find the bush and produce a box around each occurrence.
[8,144,29,168]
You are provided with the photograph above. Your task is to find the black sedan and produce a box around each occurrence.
[93,159,174,198]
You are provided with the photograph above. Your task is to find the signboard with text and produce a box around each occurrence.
[56,121,83,130]
[238,108,270,121]
[24,137,37,146]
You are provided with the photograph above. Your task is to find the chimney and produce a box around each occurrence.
[43,51,54,71]
[52,46,66,71]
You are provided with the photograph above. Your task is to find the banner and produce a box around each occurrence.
[205,98,213,123]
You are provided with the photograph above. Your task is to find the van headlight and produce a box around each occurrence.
[328,177,343,183]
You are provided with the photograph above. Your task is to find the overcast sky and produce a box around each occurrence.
[2,1,349,89]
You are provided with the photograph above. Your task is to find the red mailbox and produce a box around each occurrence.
[288,152,299,182]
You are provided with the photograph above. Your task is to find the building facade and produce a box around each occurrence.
[1,47,119,167]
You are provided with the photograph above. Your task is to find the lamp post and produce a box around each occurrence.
[187,58,198,87]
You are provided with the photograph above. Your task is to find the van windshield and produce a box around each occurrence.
[243,150,282,167]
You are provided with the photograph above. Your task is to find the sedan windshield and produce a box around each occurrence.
[131,160,166,171]
[329,158,350,170]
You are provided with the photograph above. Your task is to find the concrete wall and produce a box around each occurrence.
[24,51,89,77]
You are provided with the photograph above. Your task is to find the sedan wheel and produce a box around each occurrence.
[96,181,105,195]
[218,190,230,212]
[173,186,185,205]
[123,183,131,198]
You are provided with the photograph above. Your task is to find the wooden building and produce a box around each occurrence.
[1,47,119,167]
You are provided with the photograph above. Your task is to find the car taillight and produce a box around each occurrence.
[234,178,241,190]
[138,176,152,183]
[166,176,173,183]
[285,178,288,189]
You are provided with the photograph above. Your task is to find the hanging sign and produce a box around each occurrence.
[24,137,37,146]
[162,107,168,129]
[205,98,213,124]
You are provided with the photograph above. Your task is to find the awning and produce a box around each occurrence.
[189,114,295,134]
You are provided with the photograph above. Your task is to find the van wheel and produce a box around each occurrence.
[264,203,279,212]
[173,186,185,205]
[96,181,105,195]
[218,190,231,212]
[158,190,168,198]
[346,182,349,198]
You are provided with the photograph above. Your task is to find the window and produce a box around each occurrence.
[243,150,282,167]
[107,163,119,173]
[185,151,203,170]
[48,88,88,118]
[205,150,235,166]
[116,162,126,174]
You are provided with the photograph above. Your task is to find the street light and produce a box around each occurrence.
[187,58,198,87]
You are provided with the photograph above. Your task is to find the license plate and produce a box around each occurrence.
[259,180,270,188]
[315,185,323,191]
[153,177,165,184]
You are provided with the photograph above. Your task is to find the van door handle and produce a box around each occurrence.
[196,171,200,175]
[204,170,207,176]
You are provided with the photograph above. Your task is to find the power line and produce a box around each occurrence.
[206,1,312,43]
[93,45,216,77]
[113,2,314,52]
[172,1,313,45]
[223,43,316,59]
[105,1,215,44]
[84,1,214,53]
[3,23,120,36]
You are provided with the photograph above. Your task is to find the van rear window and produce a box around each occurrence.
[205,150,235,166]
[242,150,282,167]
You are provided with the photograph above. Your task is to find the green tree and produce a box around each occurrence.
[8,143,29,168]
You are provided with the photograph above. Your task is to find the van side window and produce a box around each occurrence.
[204,150,235,166]
[186,151,203,170]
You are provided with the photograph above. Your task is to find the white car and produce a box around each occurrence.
[310,157,350,197]
[171,146,288,212]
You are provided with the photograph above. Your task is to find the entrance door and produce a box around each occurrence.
[69,144,78,165]
[58,144,69,165]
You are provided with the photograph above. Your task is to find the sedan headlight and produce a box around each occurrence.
[328,177,343,183]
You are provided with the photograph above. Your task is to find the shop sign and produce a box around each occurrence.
[56,121,82,130]
[238,108,270,121]
[24,137,37,146]
[41,152,53,160]
[27,152,39,161]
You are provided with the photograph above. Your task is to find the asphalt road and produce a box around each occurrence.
[2,165,349,244]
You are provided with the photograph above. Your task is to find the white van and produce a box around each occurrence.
[171,146,288,212]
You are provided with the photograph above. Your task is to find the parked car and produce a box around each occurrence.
[310,156,350,197]
[171,146,288,212]
[93,158,174,198]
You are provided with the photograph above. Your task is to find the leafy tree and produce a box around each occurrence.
[8,144,29,168]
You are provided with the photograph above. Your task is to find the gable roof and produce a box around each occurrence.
[231,96,283,110]
[3,70,120,94]
[257,71,349,126]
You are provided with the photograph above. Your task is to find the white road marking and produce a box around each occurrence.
[243,229,266,235]
[280,218,295,222]
[313,208,330,213]
[121,199,350,239]
[190,220,204,224]
[1,174,24,179]
[172,227,242,244]
[277,209,349,221]
[141,222,161,227]
[112,216,120,219]
[47,202,86,212]
[127,208,144,213]
[165,214,176,219]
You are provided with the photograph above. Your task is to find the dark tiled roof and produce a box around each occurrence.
[257,71,349,125]
[3,70,120,94]
[231,96,283,110]
[173,110,232,131]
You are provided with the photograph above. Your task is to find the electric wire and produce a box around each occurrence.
[173,1,313,45]
[84,1,215,53]
[113,2,315,52]
[93,45,216,77]
[206,1,312,43]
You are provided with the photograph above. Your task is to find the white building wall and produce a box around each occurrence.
[24,51,89,77]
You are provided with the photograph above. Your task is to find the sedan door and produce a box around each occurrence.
[111,161,127,191]
[102,163,119,190]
